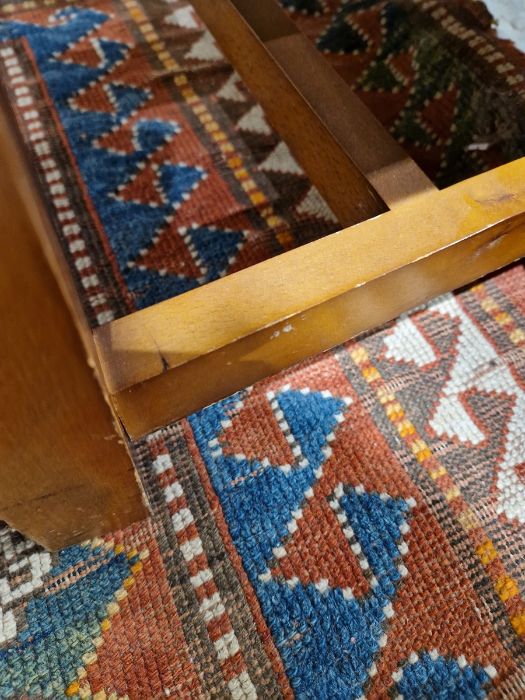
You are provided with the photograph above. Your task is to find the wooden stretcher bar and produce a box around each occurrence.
[188,0,435,221]
[96,159,525,438]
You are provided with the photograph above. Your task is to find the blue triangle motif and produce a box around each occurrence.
[0,9,108,62]
[395,652,493,698]
[250,487,413,699]
[133,119,180,154]
[190,389,350,572]
[107,83,150,118]
[0,9,109,100]
[48,60,102,102]
[157,162,205,207]
[95,37,129,70]
[125,267,199,309]
[62,106,115,142]
[339,489,411,595]
[263,581,387,699]
[99,198,171,268]
[77,144,141,198]
[0,543,141,697]
[276,389,347,467]
[187,226,244,280]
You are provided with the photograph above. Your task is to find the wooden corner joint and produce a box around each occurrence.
[94,159,525,440]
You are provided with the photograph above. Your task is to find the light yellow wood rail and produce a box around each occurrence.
[95,159,525,439]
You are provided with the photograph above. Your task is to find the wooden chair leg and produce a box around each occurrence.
[0,153,146,552]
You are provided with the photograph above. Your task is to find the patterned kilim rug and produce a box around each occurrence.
[1,0,525,697]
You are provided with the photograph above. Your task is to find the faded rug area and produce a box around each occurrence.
[1,0,525,697]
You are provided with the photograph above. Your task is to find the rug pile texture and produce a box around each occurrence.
[0,0,524,697]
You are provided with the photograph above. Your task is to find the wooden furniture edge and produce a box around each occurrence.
[94,159,525,438]
[0,92,147,550]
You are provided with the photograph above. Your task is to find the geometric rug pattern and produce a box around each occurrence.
[1,0,524,697]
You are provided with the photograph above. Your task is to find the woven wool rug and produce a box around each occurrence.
[1,0,525,697]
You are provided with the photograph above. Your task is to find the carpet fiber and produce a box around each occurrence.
[1,0,524,697]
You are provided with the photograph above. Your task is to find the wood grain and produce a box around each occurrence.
[95,159,525,438]
[0,102,146,551]
[189,0,434,224]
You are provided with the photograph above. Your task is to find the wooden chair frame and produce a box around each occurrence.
[94,0,525,438]
[2,0,524,548]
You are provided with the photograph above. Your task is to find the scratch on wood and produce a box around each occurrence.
[478,192,517,206]
[152,337,170,372]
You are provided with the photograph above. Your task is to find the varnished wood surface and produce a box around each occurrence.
[95,159,525,438]
[190,0,434,224]
[1,0,522,545]
[0,104,146,551]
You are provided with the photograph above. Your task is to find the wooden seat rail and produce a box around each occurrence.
[95,160,525,438]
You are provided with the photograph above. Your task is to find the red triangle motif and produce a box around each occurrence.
[139,222,203,278]
[368,505,510,694]
[271,496,370,596]
[421,85,459,143]
[220,397,297,467]
[71,82,115,114]
[85,540,204,697]
[96,119,136,154]
[350,11,383,55]
[387,50,415,87]
[227,230,275,273]
[115,162,165,207]
[57,36,106,69]
[158,166,239,233]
